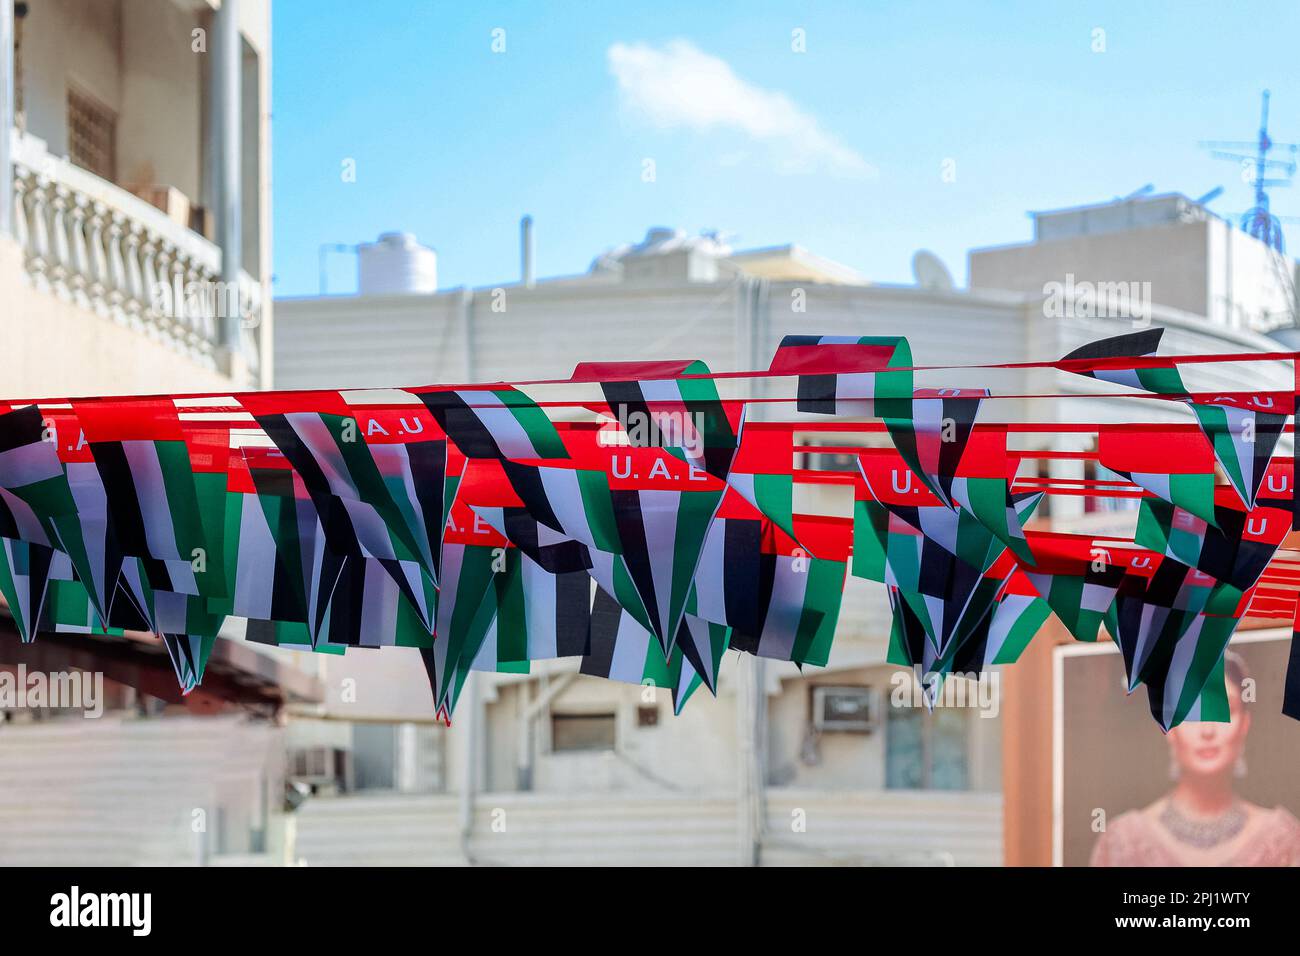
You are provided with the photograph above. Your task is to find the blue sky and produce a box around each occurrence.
[271,0,1300,297]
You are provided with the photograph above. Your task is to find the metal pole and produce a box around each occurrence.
[0,0,15,238]
[457,674,480,863]
[520,215,534,287]
[457,287,480,863]
[733,277,770,865]
[214,0,241,349]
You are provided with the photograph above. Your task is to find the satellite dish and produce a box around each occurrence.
[911,250,955,292]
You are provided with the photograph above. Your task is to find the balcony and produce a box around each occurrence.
[9,130,262,384]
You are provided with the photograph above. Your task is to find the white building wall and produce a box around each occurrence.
[292,788,1003,866]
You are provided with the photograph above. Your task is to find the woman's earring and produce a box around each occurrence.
[1235,755,1247,779]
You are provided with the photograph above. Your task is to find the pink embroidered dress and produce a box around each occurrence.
[1090,800,1300,867]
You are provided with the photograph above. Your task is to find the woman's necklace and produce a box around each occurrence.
[1159,798,1246,849]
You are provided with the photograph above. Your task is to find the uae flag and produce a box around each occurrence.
[674,596,731,696]
[40,573,124,638]
[468,507,593,661]
[852,483,1007,657]
[887,569,1009,664]
[1189,401,1286,511]
[71,400,209,581]
[414,386,568,461]
[950,589,1051,672]
[582,587,701,715]
[0,404,78,544]
[478,547,592,664]
[767,334,914,419]
[724,426,807,550]
[0,537,56,643]
[1142,608,1241,730]
[427,535,506,711]
[309,555,434,649]
[572,357,744,482]
[1024,562,1127,644]
[943,426,1042,566]
[470,504,593,574]
[357,405,452,584]
[243,393,438,626]
[159,632,217,695]
[504,441,726,653]
[1059,328,1183,392]
[857,448,1027,578]
[889,583,1047,700]
[1135,495,1288,592]
[1098,425,1218,526]
[885,388,987,511]
[38,409,124,627]
[112,556,225,692]
[1105,557,1235,701]
[227,447,345,646]
[1062,330,1287,513]
[691,510,847,667]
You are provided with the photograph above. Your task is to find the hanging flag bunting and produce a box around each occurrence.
[0,329,1297,733]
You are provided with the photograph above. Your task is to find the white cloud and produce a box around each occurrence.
[607,39,874,179]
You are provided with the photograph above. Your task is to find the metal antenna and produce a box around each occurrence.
[1201,90,1298,252]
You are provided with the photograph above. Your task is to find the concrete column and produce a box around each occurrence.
[214,0,241,350]
[0,0,14,238]
[734,277,770,866]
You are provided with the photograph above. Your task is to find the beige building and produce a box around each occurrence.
[0,0,298,866]
[971,192,1298,334]
[1,0,272,394]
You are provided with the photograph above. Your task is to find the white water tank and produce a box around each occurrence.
[357,232,438,295]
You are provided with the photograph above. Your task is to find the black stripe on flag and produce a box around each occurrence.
[500,461,564,535]
[580,587,624,677]
[1061,328,1164,364]
[90,441,151,558]
[321,557,368,646]
[500,508,591,573]
[888,587,928,669]
[934,397,980,501]
[599,381,650,446]
[795,374,838,415]
[724,517,776,653]
[257,415,332,497]
[0,405,47,456]
[554,570,593,657]
[609,488,662,639]
[405,439,448,561]
[417,392,504,459]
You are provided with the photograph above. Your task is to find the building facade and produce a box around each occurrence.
[0,0,302,867]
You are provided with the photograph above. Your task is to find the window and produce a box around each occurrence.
[67,86,117,182]
[885,705,970,790]
[800,449,858,473]
[551,712,616,752]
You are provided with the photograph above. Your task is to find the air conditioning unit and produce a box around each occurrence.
[287,746,354,795]
[812,686,877,733]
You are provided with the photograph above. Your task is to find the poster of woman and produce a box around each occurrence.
[1055,630,1300,866]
